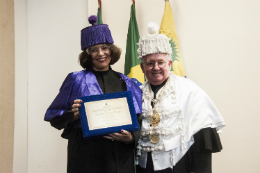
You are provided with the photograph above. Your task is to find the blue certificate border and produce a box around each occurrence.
[78,91,139,138]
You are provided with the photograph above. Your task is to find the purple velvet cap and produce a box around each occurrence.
[81,15,114,51]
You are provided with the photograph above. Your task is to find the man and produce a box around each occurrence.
[135,22,225,173]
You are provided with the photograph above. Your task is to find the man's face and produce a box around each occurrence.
[141,53,172,85]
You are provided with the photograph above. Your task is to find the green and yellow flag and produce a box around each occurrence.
[97,7,103,24]
[124,4,144,84]
[97,0,102,24]
[159,0,186,77]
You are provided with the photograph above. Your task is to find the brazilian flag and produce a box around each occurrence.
[159,0,186,77]
[97,7,103,24]
[124,4,144,84]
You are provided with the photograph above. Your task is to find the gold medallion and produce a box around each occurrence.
[150,113,160,126]
[149,133,160,144]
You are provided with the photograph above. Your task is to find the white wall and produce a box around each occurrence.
[27,1,87,172]
[14,0,28,172]
[14,0,260,172]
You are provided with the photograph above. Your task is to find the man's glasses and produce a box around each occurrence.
[145,60,168,69]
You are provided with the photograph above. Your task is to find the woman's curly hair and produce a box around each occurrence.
[79,44,121,69]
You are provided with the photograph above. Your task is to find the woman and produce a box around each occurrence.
[44,15,142,173]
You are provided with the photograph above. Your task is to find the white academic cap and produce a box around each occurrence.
[137,22,172,59]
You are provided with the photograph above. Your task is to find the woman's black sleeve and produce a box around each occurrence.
[50,111,74,130]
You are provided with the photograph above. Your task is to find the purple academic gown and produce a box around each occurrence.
[45,69,142,173]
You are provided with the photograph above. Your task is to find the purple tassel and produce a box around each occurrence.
[88,15,97,25]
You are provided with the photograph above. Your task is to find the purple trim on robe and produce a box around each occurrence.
[44,69,142,124]
[44,72,80,121]
[84,69,103,96]
[119,73,142,114]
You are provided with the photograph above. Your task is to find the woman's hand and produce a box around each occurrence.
[71,99,82,121]
[103,130,133,143]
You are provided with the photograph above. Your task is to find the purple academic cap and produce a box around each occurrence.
[81,15,114,51]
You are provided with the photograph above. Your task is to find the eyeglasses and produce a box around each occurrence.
[86,45,111,55]
[145,60,168,69]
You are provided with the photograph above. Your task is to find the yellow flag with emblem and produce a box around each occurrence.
[159,0,186,77]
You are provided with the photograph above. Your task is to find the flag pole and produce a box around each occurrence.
[98,0,102,12]
[97,0,103,24]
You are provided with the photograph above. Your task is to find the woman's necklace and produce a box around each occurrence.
[148,77,170,144]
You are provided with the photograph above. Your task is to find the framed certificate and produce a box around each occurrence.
[78,91,140,138]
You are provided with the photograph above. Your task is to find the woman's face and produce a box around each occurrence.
[88,44,111,71]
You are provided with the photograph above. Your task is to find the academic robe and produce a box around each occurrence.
[136,75,224,173]
[45,68,142,173]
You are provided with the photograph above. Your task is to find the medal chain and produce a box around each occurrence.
[148,77,170,144]
[148,76,170,120]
